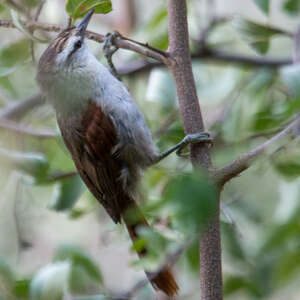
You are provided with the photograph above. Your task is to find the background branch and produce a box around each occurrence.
[196,48,292,67]
[0,119,57,139]
[117,50,292,77]
[0,94,44,121]
[214,115,300,186]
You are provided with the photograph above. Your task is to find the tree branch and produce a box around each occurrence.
[0,19,167,63]
[167,1,210,167]
[0,119,57,139]
[166,1,222,300]
[0,94,44,121]
[197,48,292,67]
[117,50,292,77]
[214,115,300,186]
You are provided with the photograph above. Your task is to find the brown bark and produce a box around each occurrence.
[166,1,222,299]
[199,210,223,300]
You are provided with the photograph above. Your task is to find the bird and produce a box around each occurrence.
[37,9,210,296]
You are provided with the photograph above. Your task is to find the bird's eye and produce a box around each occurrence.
[75,40,82,49]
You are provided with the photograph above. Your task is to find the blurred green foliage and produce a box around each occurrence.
[0,0,299,299]
[66,0,112,19]
[253,0,269,14]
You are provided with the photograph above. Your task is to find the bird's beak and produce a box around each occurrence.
[76,9,94,38]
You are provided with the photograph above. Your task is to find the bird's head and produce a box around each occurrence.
[37,9,94,78]
[36,9,100,111]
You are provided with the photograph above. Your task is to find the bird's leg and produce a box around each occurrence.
[153,132,212,164]
[103,31,121,81]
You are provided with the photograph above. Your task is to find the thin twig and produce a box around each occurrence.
[293,24,300,63]
[0,94,44,121]
[67,17,72,28]
[30,0,46,62]
[0,119,56,139]
[48,170,78,182]
[195,48,292,67]
[34,0,46,21]
[117,33,169,58]
[213,115,300,186]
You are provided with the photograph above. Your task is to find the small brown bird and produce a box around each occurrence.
[37,9,210,296]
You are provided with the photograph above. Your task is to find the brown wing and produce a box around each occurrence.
[57,102,130,223]
[57,102,179,295]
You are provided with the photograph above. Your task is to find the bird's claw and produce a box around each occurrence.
[103,31,120,58]
[103,31,121,80]
[176,132,212,157]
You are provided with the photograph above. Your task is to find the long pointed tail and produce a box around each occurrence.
[123,199,179,296]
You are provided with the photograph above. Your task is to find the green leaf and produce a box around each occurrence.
[271,141,300,179]
[143,6,168,50]
[30,262,71,300]
[253,0,269,14]
[146,7,167,29]
[0,148,50,181]
[164,171,218,233]
[185,241,200,273]
[232,16,285,54]
[0,39,30,68]
[223,275,248,296]
[0,259,14,294]
[222,222,245,261]
[20,0,40,8]
[261,219,300,253]
[49,175,85,211]
[282,0,300,15]
[14,279,31,298]
[135,227,169,263]
[42,138,75,172]
[66,0,112,19]
[273,160,300,179]
[54,244,102,283]
[0,4,6,13]
[275,250,300,283]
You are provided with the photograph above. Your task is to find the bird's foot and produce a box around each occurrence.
[154,132,212,163]
[176,132,212,157]
[103,31,121,80]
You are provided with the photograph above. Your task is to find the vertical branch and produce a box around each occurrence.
[166,0,211,168]
[166,1,223,299]
[199,209,222,300]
